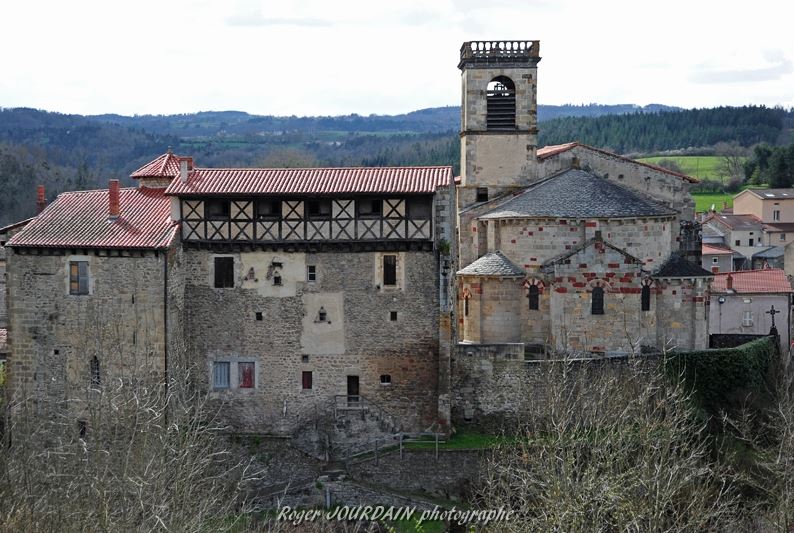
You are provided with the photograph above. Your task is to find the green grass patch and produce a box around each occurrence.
[638,155,736,181]
[691,192,735,213]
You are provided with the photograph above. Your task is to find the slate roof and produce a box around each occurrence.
[536,142,698,183]
[711,269,792,293]
[457,251,526,277]
[479,169,677,220]
[7,187,179,250]
[753,246,785,259]
[763,222,794,233]
[652,254,713,278]
[165,166,453,196]
[704,213,762,231]
[744,188,794,200]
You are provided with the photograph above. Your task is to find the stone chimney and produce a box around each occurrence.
[108,179,120,219]
[179,157,193,183]
[36,185,46,213]
[726,274,733,291]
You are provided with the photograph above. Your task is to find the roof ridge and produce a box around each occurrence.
[195,165,454,171]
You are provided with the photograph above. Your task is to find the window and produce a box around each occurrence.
[256,199,280,220]
[591,287,604,315]
[206,200,230,219]
[781,233,787,241]
[356,198,382,218]
[486,76,516,130]
[528,285,539,310]
[641,285,651,312]
[749,238,754,246]
[317,307,328,322]
[214,257,234,288]
[390,311,398,321]
[213,362,230,389]
[255,311,263,321]
[464,297,469,317]
[380,374,392,385]
[407,197,432,219]
[238,362,254,389]
[774,210,781,221]
[307,265,317,282]
[301,355,309,363]
[712,257,719,263]
[476,187,489,203]
[735,239,741,246]
[273,273,282,286]
[69,261,89,295]
[383,255,397,286]
[302,371,313,390]
[742,311,753,327]
[307,199,331,219]
[90,356,100,387]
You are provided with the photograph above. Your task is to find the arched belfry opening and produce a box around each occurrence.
[486,76,516,130]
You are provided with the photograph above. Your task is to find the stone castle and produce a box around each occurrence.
[2,40,710,435]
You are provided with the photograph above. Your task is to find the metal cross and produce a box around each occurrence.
[766,305,780,328]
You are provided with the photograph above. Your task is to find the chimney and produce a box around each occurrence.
[726,274,733,291]
[108,179,120,219]
[180,159,188,183]
[36,185,46,213]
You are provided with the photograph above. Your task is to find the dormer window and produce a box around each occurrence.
[206,200,230,220]
[357,198,382,218]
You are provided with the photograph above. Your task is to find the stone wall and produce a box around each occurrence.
[5,249,169,410]
[655,278,709,351]
[183,249,442,434]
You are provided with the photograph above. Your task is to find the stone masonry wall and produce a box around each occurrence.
[183,249,441,434]
[6,249,168,410]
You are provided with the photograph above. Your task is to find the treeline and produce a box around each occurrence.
[539,106,788,153]
[744,142,794,187]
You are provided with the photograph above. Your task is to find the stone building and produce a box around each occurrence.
[4,39,715,437]
[455,40,711,356]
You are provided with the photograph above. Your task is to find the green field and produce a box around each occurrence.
[637,155,731,181]
[690,192,734,213]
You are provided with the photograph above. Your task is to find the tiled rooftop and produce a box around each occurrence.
[711,269,792,293]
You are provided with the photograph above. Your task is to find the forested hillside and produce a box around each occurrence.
[0,104,791,226]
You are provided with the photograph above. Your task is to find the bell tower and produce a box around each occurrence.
[458,40,541,208]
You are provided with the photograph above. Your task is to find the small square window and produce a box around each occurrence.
[214,257,234,288]
[238,362,255,388]
[206,200,230,219]
[356,198,382,218]
[302,371,313,390]
[380,374,392,385]
[712,257,719,263]
[256,199,281,219]
[735,240,741,246]
[301,355,309,363]
[213,362,230,389]
[407,197,432,219]
[307,265,317,282]
[390,311,398,321]
[307,199,331,219]
[69,261,89,295]
[273,273,282,286]
[255,311,263,321]
[476,187,489,202]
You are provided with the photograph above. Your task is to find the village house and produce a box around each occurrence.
[3,39,724,436]
[702,244,734,274]
[708,269,792,353]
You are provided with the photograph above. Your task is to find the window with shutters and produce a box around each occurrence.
[69,261,89,295]
[591,287,605,315]
[383,255,397,286]
[238,362,255,388]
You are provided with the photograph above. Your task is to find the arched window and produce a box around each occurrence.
[464,297,469,317]
[528,284,539,310]
[90,356,101,387]
[641,285,651,312]
[591,287,604,315]
[486,76,516,130]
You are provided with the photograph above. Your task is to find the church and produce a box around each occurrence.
[2,40,709,435]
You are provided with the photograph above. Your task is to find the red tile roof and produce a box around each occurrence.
[165,166,454,196]
[537,142,698,183]
[702,244,733,255]
[711,269,792,294]
[7,187,178,250]
[130,151,183,179]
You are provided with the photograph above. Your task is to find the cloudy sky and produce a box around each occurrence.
[1,0,792,116]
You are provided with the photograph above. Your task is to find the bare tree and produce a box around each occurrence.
[477,361,741,532]
[715,142,749,184]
